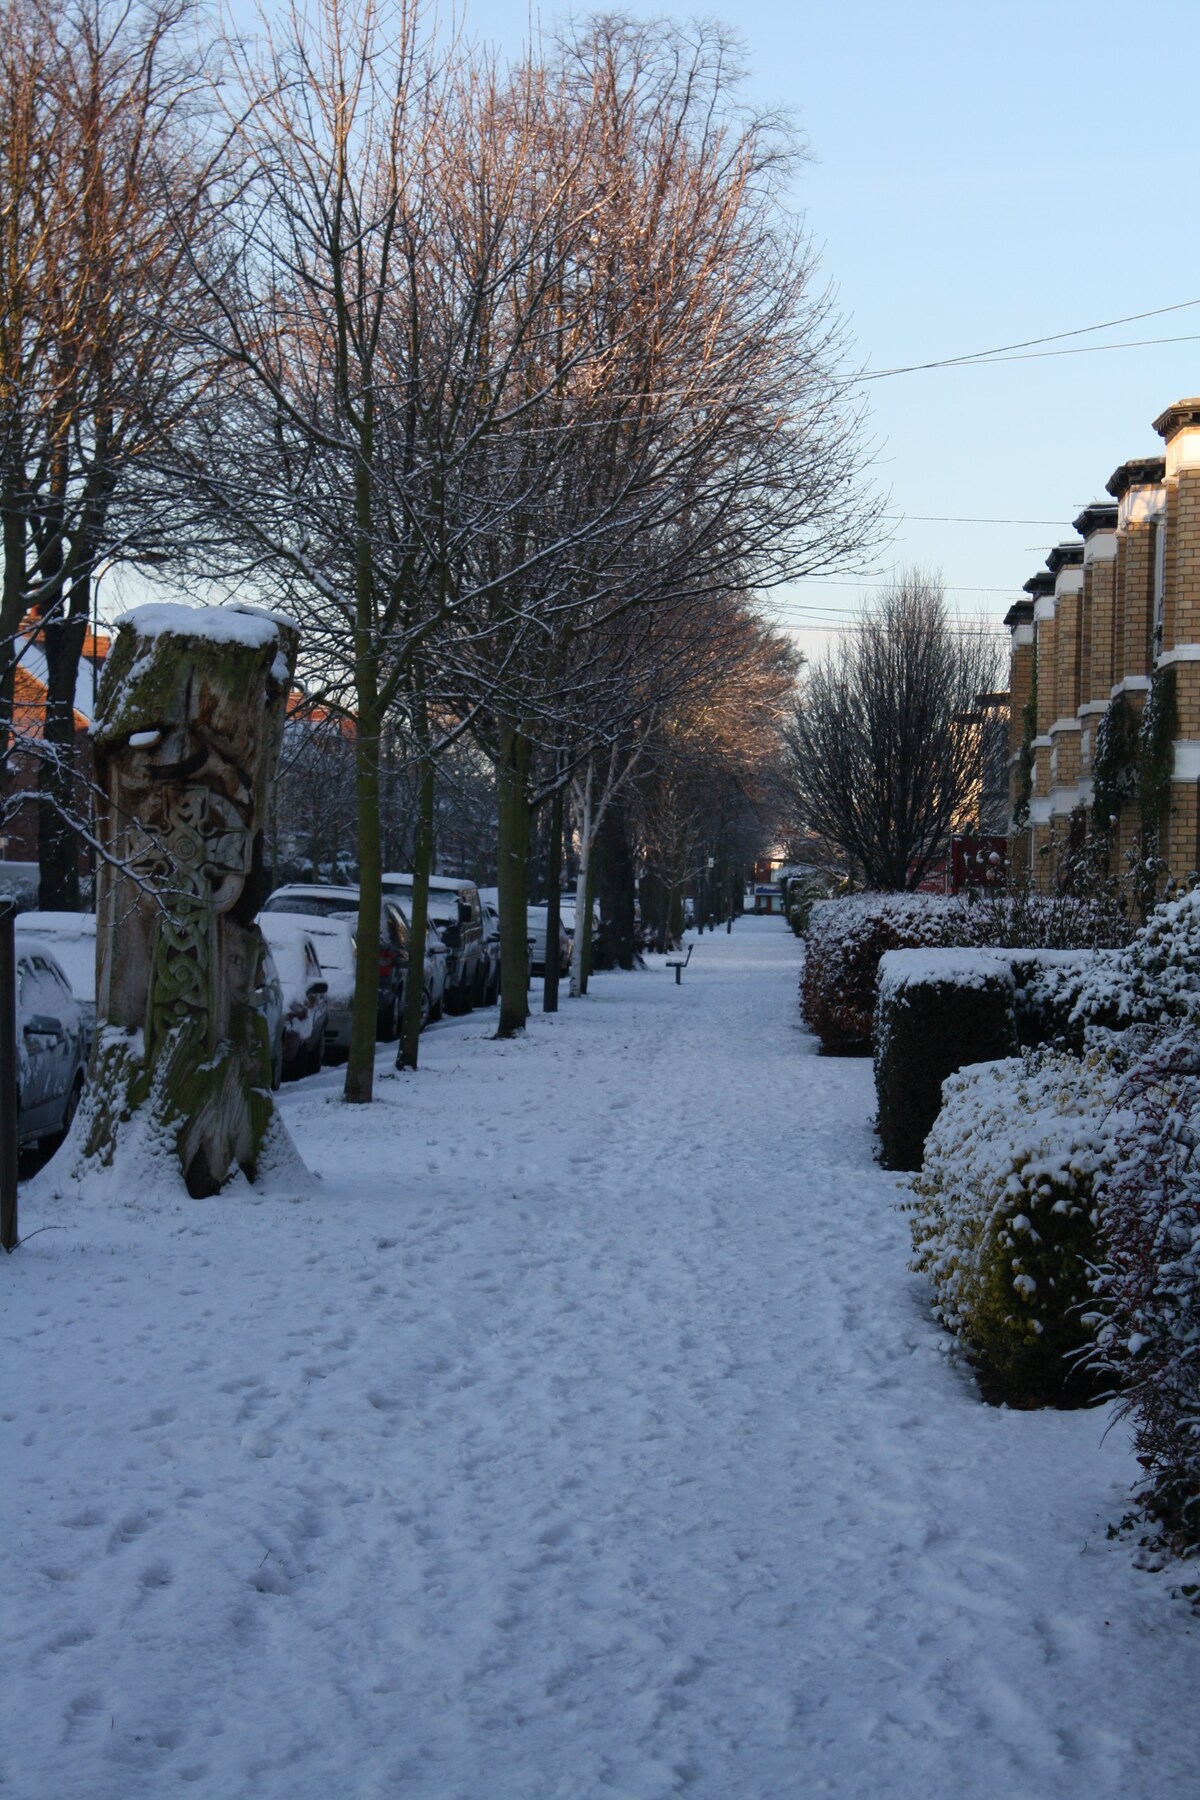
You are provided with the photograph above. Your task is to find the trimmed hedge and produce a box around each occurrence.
[906,1046,1126,1407]
[803,894,992,1054]
[802,890,1124,1056]
[874,950,1017,1171]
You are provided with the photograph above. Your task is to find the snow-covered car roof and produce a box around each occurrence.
[259,912,355,1001]
[380,877,462,923]
[13,940,83,1026]
[257,914,326,1005]
[14,912,97,1003]
[263,884,361,915]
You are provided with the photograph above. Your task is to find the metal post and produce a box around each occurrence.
[1,897,18,1252]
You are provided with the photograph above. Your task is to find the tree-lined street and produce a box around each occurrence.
[5,919,1196,1798]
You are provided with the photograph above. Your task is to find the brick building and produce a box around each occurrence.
[1006,396,1200,890]
[1,620,108,880]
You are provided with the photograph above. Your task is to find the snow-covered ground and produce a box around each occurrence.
[4,918,1197,1798]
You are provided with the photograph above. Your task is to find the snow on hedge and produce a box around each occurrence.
[877,946,1015,999]
[907,1046,1130,1404]
[802,893,994,1051]
[1027,884,1200,1041]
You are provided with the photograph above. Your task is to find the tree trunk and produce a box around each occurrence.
[595,801,636,970]
[1,485,25,771]
[399,748,434,1070]
[569,762,593,998]
[496,720,532,1037]
[345,394,380,1104]
[542,781,563,1015]
[36,586,90,911]
[579,852,597,993]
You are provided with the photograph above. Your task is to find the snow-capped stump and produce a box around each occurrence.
[906,1045,1128,1407]
[74,603,300,1197]
[874,949,1017,1171]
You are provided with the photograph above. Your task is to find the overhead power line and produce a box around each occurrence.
[856,298,1200,381]
[784,578,1017,595]
[885,513,1067,526]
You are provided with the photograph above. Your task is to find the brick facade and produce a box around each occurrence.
[1007,397,1200,893]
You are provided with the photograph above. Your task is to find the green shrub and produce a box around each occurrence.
[874,950,1017,1171]
[907,1046,1126,1406]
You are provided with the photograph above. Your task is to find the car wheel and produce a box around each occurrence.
[307,1032,325,1075]
[419,983,431,1031]
[388,988,404,1042]
[430,990,443,1023]
[272,1043,283,1092]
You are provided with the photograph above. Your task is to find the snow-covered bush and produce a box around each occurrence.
[803,894,993,1053]
[803,890,1126,1055]
[907,1046,1127,1405]
[875,950,1017,1171]
[784,874,827,938]
[1025,883,1200,1049]
[1091,1031,1200,1548]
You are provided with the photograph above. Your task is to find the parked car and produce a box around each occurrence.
[14,912,97,1053]
[423,923,448,1024]
[260,883,411,1041]
[258,910,355,1063]
[256,943,285,1089]
[257,915,330,1078]
[526,903,573,977]
[380,874,487,1014]
[478,897,502,1005]
[12,939,89,1150]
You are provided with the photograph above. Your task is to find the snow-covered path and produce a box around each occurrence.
[4,918,1198,1797]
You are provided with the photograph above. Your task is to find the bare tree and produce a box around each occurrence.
[783,572,1004,891]
[450,13,879,1030]
[0,0,219,906]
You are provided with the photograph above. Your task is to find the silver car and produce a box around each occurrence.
[15,912,97,1053]
[13,939,88,1150]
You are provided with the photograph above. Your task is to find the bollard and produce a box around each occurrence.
[1,898,18,1251]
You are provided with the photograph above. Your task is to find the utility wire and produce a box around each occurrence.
[856,297,1200,381]
[886,513,1067,526]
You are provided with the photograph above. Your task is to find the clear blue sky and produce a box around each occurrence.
[455,0,1200,660]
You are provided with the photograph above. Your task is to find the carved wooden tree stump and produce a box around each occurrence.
[84,605,299,1196]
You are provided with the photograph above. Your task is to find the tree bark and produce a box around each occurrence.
[595,800,635,969]
[496,719,532,1037]
[399,746,435,1069]
[542,780,563,1015]
[579,851,597,993]
[35,575,90,910]
[569,761,593,998]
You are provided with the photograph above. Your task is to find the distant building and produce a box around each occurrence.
[2,618,108,875]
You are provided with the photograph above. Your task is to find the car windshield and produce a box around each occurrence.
[264,892,357,918]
